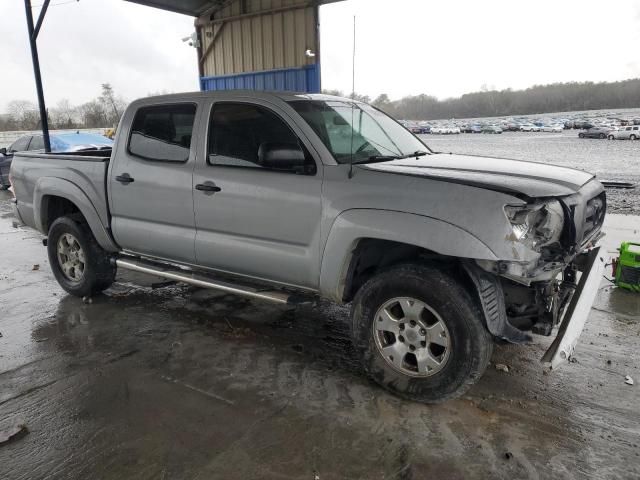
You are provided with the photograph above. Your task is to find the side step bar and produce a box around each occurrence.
[115,257,311,305]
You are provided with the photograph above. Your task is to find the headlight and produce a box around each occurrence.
[504,200,564,251]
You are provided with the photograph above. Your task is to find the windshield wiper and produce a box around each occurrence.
[349,155,400,165]
[398,150,429,159]
[347,151,429,178]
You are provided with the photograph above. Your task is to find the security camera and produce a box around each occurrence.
[182,32,200,48]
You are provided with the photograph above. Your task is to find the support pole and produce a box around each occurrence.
[24,0,51,152]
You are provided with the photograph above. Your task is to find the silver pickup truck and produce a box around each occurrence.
[10,91,606,403]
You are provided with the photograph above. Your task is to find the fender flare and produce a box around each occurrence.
[33,177,119,252]
[319,209,498,302]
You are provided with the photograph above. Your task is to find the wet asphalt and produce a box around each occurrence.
[1,192,639,478]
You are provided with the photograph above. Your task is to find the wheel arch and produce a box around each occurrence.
[319,209,498,303]
[34,178,119,252]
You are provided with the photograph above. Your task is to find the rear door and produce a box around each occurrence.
[109,102,199,264]
[192,99,323,289]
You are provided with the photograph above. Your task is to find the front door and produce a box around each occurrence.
[193,100,323,289]
[109,102,199,264]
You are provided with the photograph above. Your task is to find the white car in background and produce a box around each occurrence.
[608,125,640,140]
[542,124,564,133]
[520,123,541,132]
[431,125,460,135]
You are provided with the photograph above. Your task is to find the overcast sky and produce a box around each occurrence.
[2,0,640,112]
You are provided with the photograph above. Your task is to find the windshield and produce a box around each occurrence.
[290,100,430,164]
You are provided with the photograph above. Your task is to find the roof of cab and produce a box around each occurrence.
[131,90,359,106]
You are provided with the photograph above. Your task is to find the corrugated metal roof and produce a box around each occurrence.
[200,0,318,77]
[124,0,343,17]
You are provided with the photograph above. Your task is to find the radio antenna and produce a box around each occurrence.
[349,15,356,177]
[351,15,356,100]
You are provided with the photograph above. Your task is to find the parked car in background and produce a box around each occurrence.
[432,125,459,134]
[407,123,423,134]
[418,122,431,134]
[573,121,594,130]
[481,125,502,134]
[0,132,113,189]
[520,123,541,132]
[608,125,640,140]
[578,127,612,139]
[542,124,564,133]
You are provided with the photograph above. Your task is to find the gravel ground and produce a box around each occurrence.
[420,131,640,214]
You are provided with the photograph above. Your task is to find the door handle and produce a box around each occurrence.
[195,183,221,193]
[115,174,134,184]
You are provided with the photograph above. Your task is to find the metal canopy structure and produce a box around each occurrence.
[23,0,343,152]
[125,0,343,17]
[129,0,344,92]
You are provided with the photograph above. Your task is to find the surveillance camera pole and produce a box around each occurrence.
[24,0,51,152]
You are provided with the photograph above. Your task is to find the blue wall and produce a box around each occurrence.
[200,64,320,93]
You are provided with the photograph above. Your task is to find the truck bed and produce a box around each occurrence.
[11,151,112,234]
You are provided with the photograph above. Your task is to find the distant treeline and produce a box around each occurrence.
[0,84,126,132]
[325,78,640,120]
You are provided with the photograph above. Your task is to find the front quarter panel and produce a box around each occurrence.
[319,209,498,302]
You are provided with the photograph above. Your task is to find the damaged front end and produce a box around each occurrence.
[465,185,607,366]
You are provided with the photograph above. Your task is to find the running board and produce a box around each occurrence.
[115,257,310,305]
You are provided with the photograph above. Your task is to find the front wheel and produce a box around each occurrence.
[608,135,615,140]
[47,216,116,297]
[351,263,493,403]
[599,133,606,139]
[579,133,585,138]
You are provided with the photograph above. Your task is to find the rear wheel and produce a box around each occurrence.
[608,135,615,140]
[630,134,637,140]
[351,263,493,403]
[599,133,606,139]
[47,216,116,297]
[579,133,585,138]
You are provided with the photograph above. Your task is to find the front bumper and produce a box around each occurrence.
[541,246,605,368]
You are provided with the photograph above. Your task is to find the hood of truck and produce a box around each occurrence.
[361,153,596,198]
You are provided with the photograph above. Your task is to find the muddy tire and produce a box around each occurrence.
[47,216,116,297]
[351,263,493,403]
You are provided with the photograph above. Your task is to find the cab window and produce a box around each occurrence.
[9,136,31,152]
[207,103,316,175]
[28,136,44,151]
[128,104,196,162]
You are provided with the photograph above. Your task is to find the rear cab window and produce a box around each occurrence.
[28,136,44,151]
[9,136,31,152]
[128,104,196,162]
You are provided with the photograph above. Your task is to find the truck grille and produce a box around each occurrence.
[581,192,606,243]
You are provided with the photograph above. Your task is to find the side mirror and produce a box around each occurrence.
[258,142,312,174]
[0,148,6,155]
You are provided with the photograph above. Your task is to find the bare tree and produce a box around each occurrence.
[51,99,77,129]
[7,100,40,130]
